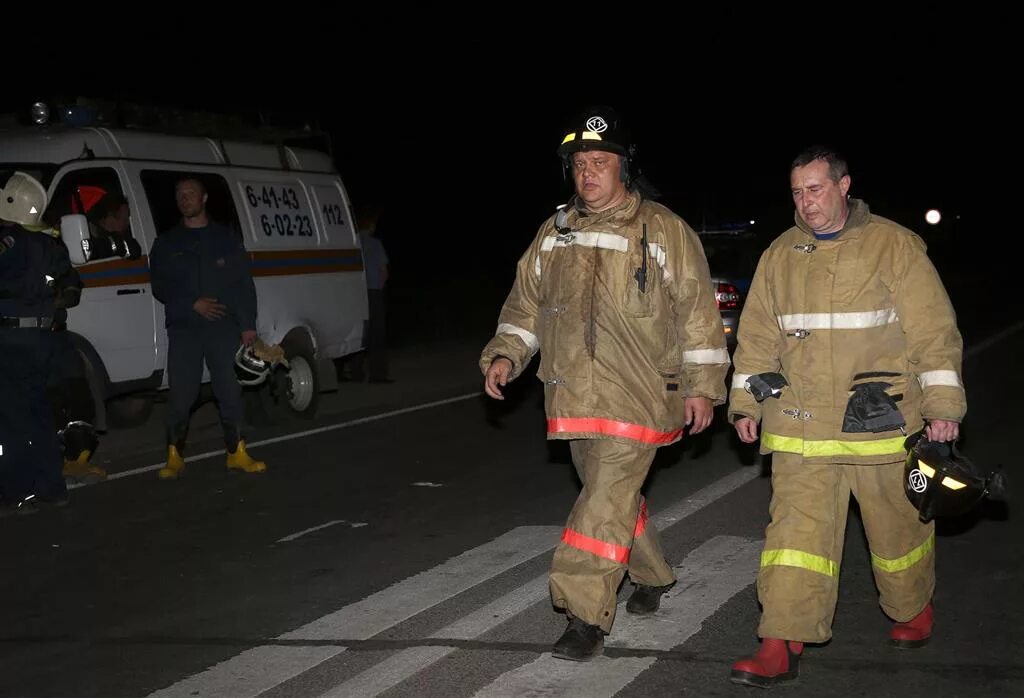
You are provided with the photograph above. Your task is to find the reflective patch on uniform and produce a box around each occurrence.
[540,231,629,253]
[762,433,907,458]
[871,532,934,573]
[646,242,672,281]
[683,347,730,364]
[731,373,752,390]
[776,308,899,331]
[547,417,682,445]
[633,498,649,538]
[496,323,539,354]
[918,369,963,389]
[761,548,838,577]
[561,527,630,564]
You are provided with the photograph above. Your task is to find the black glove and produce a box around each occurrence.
[745,372,788,402]
[843,381,906,433]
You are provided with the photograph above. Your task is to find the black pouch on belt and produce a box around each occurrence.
[842,381,906,433]
[745,372,788,402]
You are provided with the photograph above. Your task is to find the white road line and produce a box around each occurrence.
[276,520,349,543]
[965,319,1024,359]
[318,469,762,697]
[473,535,762,698]
[100,392,481,484]
[147,525,559,697]
[321,576,550,697]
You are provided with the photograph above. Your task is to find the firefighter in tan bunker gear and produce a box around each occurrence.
[480,106,729,661]
[728,147,966,688]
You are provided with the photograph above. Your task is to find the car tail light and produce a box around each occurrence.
[716,282,740,310]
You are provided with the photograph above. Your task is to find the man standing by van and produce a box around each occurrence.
[150,177,268,479]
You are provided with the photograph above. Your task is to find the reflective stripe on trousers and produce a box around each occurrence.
[550,439,676,632]
[757,454,935,643]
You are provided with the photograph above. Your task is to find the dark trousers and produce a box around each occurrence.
[0,328,65,502]
[346,289,389,381]
[366,288,389,380]
[48,330,94,429]
[165,322,243,450]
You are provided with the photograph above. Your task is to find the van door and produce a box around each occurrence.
[46,162,159,386]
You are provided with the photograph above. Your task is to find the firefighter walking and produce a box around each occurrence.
[728,147,966,688]
[481,106,729,661]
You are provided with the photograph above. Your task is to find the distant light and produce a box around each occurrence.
[30,102,49,125]
[925,209,942,225]
[749,219,756,226]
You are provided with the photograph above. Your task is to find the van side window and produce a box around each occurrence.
[44,167,139,260]
[46,168,121,222]
[140,170,242,241]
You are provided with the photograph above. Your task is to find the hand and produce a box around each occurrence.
[193,297,226,321]
[484,358,514,400]
[925,419,959,443]
[684,397,713,434]
[241,330,257,346]
[735,417,759,443]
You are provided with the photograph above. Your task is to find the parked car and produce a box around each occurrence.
[698,226,762,351]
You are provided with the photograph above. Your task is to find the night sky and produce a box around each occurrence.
[2,32,1004,327]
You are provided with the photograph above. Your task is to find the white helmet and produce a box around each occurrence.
[235,344,271,386]
[0,171,48,226]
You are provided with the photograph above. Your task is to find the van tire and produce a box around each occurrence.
[260,337,320,421]
[106,395,154,429]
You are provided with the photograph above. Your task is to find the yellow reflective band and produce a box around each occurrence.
[872,532,935,573]
[917,461,936,477]
[762,433,908,457]
[561,132,603,145]
[761,548,838,577]
[941,476,966,490]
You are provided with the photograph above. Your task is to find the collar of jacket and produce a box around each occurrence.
[794,197,871,241]
[567,191,642,229]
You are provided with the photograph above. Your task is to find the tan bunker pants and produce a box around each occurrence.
[757,454,935,643]
[550,439,677,633]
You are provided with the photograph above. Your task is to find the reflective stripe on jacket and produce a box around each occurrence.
[481,192,729,446]
[728,199,965,464]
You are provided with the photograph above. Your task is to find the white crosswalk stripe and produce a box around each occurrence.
[149,468,762,697]
[148,526,560,697]
[472,535,761,697]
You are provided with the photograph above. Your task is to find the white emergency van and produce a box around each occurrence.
[0,113,367,429]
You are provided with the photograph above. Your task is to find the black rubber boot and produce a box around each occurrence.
[551,618,605,661]
[626,581,676,615]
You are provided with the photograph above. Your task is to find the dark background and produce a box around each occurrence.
[2,32,1008,345]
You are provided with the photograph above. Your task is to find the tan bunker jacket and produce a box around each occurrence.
[729,199,966,464]
[481,192,729,446]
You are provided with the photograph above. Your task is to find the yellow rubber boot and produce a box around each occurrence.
[158,445,186,480]
[226,440,267,473]
[62,450,108,484]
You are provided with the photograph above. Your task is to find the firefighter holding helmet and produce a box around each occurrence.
[728,147,966,688]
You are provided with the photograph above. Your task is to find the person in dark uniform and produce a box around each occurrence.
[149,177,267,479]
[43,235,107,485]
[0,172,74,515]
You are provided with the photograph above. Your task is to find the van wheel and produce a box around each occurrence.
[106,395,154,429]
[260,339,319,421]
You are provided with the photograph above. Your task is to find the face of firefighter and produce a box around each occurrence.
[791,158,851,234]
[175,179,208,221]
[100,203,131,235]
[572,150,628,213]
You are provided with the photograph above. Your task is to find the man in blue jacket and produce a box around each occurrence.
[150,177,267,479]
